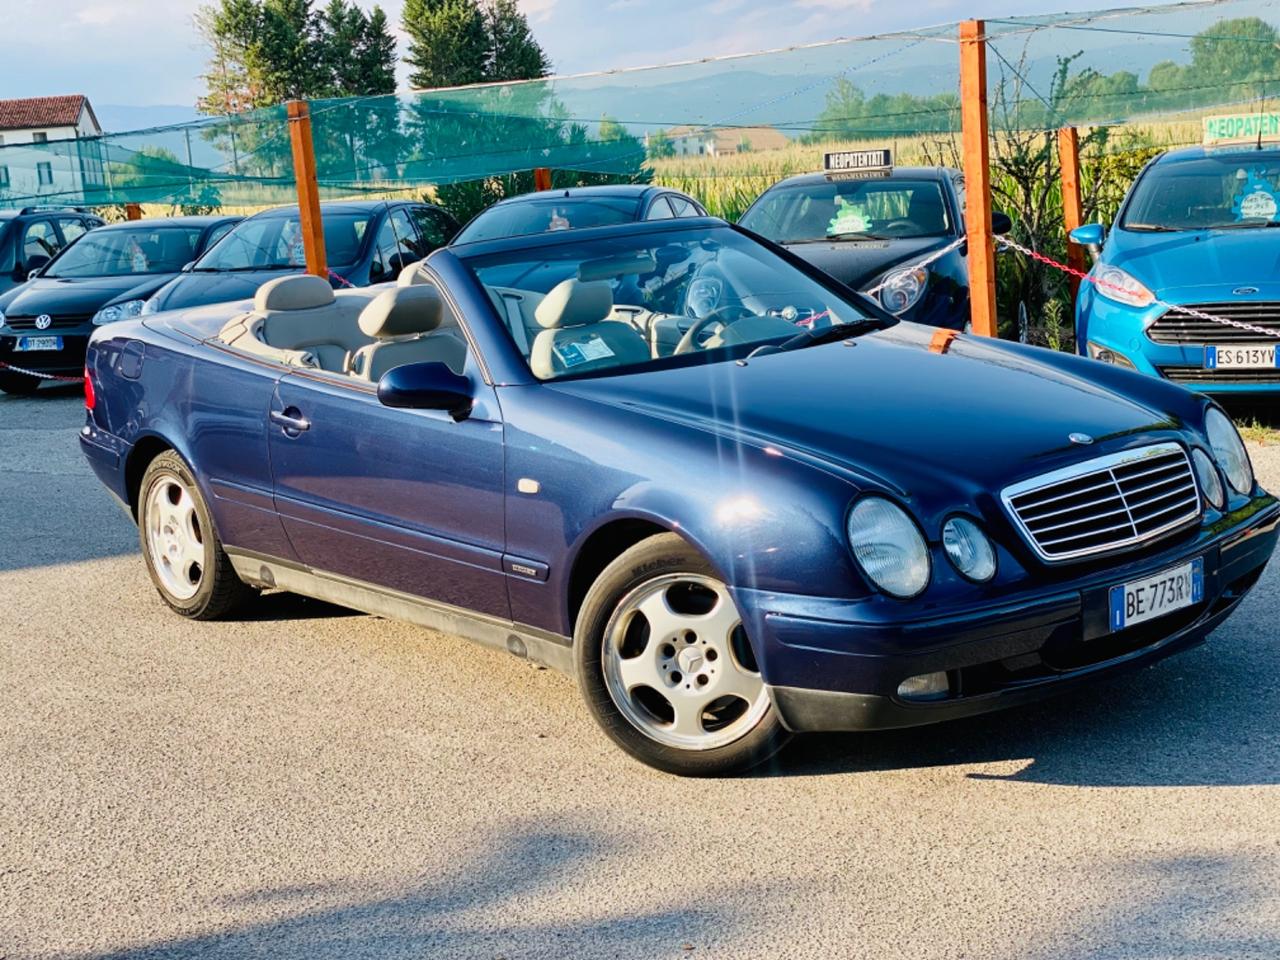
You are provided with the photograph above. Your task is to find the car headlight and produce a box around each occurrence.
[140,296,160,316]
[0,307,6,328]
[1094,264,1155,308]
[942,516,996,582]
[847,496,931,598]
[1205,407,1254,495]
[1085,341,1137,370]
[687,277,722,318]
[876,266,928,315]
[1191,448,1225,510]
[92,299,146,326]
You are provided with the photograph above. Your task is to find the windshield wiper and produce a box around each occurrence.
[1210,220,1280,230]
[747,318,890,359]
[1123,223,1181,233]
[789,232,892,243]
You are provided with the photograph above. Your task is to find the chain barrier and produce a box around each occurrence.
[996,234,1280,341]
[0,359,84,382]
[864,235,969,297]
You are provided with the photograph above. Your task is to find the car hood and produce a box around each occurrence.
[154,269,305,311]
[1111,228,1280,297]
[781,236,955,290]
[0,274,158,317]
[548,323,1190,498]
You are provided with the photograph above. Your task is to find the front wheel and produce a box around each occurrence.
[137,450,254,620]
[574,533,790,776]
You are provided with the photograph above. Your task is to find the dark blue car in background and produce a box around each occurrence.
[81,217,1277,775]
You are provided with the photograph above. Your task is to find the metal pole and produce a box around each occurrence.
[959,20,998,338]
[287,100,328,279]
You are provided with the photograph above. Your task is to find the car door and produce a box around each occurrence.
[266,304,509,617]
[408,205,458,252]
[19,219,62,277]
[367,208,422,285]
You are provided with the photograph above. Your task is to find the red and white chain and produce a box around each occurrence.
[996,234,1280,341]
[0,359,84,382]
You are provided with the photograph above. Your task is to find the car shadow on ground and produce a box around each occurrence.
[235,590,362,622]
[72,823,731,960]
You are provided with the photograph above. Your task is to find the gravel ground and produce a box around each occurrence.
[2,387,1279,960]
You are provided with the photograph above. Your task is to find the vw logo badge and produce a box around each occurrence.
[1069,432,1094,446]
[34,314,52,330]
[1233,286,1259,296]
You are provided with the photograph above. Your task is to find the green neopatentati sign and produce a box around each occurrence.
[1204,113,1280,145]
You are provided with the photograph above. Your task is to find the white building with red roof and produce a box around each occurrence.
[0,95,104,202]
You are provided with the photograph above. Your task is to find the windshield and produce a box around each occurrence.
[455,197,642,244]
[1122,153,1280,231]
[196,211,369,270]
[740,178,953,243]
[464,224,881,381]
[44,226,205,278]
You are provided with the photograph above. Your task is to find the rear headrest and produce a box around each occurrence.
[397,261,430,286]
[534,279,612,329]
[358,285,443,339]
[255,274,335,312]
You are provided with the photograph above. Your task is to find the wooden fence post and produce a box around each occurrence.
[1058,126,1085,301]
[124,203,142,221]
[959,20,997,338]
[286,99,328,279]
[533,167,552,191]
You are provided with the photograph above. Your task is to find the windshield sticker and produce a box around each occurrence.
[1232,171,1280,222]
[827,197,871,236]
[555,335,616,368]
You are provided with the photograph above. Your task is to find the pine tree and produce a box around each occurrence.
[358,7,398,96]
[483,0,550,82]
[402,0,489,90]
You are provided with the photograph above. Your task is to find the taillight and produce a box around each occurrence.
[84,365,95,410]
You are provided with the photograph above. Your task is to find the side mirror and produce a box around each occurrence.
[377,361,473,420]
[22,255,50,280]
[991,211,1013,235]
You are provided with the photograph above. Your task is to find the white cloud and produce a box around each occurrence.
[519,0,559,23]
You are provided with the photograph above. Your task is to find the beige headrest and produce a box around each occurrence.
[254,274,334,312]
[358,285,443,339]
[397,261,429,286]
[534,279,612,329]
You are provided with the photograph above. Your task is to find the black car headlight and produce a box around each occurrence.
[875,266,928,315]
[847,496,931,598]
[1205,407,1254,495]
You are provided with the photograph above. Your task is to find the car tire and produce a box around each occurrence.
[0,371,41,395]
[574,533,791,776]
[137,450,254,620]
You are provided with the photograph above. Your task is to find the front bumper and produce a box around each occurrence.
[1079,291,1280,395]
[0,330,90,375]
[746,498,1279,732]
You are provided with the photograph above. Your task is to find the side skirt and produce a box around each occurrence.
[226,549,573,674]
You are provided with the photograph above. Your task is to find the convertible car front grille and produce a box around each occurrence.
[1002,443,1200,562]
[1160,365,1280,385]
[1147,302,1280,344]
[5,313,91,331]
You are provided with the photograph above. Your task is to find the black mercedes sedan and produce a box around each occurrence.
[738,159,1009,330]
[0,215,238,394]
[140,200,459,316]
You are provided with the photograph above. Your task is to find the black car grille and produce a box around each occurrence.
[1147,303,1280,344]
[1160,366,1280,385]
[1002,443,1200,562]
[5,313,92,331]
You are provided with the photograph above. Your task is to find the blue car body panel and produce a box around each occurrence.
[81,219,1278,733]
[1077,146,1280,394]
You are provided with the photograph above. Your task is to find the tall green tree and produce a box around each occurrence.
[402,0,489,89]
[484,0,550,82]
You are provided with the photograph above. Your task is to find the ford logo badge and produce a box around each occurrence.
[1069,432,1094,445]
[1233,286,1260,296]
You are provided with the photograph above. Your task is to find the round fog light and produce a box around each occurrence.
[897,671,950,701]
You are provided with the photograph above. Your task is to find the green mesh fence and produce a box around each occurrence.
[2,0,1280,210]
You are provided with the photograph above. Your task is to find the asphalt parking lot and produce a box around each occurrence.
[2,387,1279,960]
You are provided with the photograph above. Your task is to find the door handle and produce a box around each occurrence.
[270,408,311,434]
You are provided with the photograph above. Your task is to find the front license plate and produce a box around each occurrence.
[1205,344,1278,369]
[15,336,63,352]
[1108,557,1204,632]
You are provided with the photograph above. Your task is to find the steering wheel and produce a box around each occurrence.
[674,305,758,355]
[880,220,918,237]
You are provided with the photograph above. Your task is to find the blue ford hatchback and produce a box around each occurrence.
[1074,145,1280,393]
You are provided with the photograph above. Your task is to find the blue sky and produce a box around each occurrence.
[0,0,1174,113]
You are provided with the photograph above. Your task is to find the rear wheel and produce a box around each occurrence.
[137,451,254,620]
[574,533,790,776]
[0,371,41,395]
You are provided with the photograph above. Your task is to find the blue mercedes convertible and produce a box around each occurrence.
[81,217,1278,776]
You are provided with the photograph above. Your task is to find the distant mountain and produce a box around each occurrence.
[96,104,200,134]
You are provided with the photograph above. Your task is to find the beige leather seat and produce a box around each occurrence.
[529,279,650,379]
[348,284,468,381]
[216,274,374,371]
